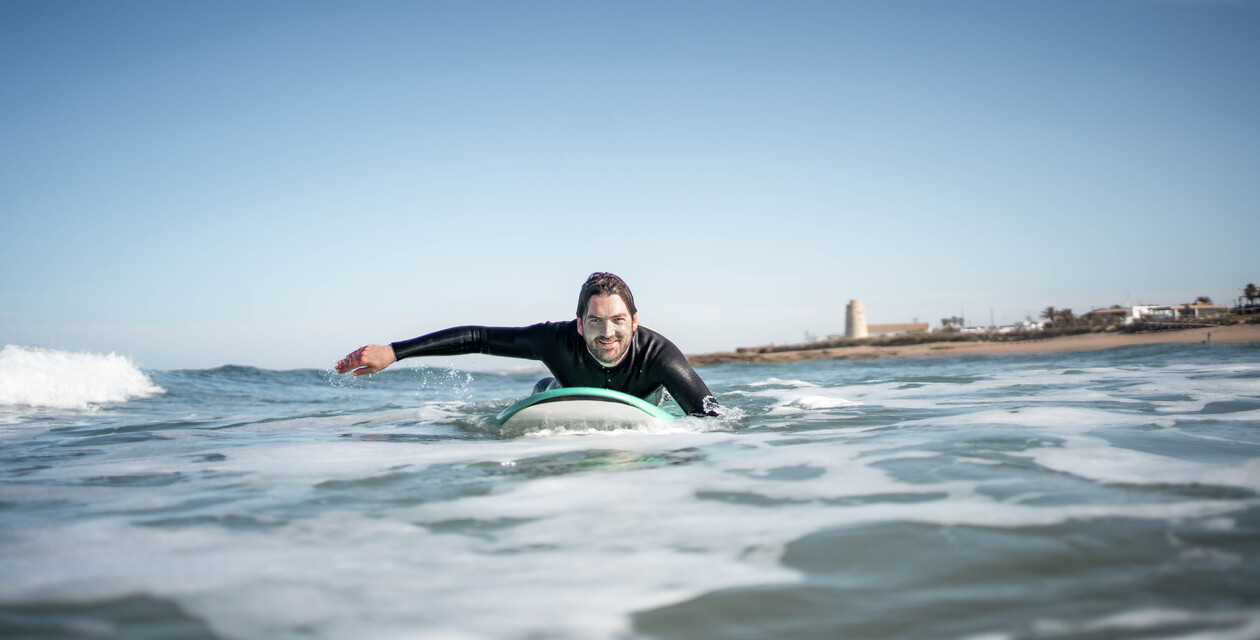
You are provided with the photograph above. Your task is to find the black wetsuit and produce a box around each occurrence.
[391,321,718,416]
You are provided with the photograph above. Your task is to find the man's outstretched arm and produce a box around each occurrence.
[335,344,397,376]
[335,325,548,376]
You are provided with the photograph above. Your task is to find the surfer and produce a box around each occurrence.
[335,272,720,416]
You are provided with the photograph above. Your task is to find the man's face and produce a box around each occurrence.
[577,294,638,367]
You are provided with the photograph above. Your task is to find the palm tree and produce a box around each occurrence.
[1040,306,1057,326]
[1196,296,1213,305]
[1245,283,1258,304]
[1056,308,1075,326]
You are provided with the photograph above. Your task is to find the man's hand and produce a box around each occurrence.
[335,344,397,376]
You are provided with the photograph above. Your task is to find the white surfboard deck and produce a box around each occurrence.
[495,387,676,431]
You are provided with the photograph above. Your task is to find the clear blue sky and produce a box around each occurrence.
[3,0,1257,370]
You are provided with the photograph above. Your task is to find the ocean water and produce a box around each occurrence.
[1,342,1258,640]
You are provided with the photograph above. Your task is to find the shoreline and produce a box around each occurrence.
[687,324,1260,366]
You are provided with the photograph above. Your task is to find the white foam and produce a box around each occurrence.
[0,345,164,410]
[749,386,861,414]
[749,378,818,388]
[1021,434,1260,491]
[783,395,861,410]
[1067,607,1260,640]
[906,406,1144,430]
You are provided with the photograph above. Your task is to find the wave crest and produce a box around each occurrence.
[0,345,164,409]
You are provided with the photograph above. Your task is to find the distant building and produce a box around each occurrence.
[961,321,1045,335]
[845,299,868,339]
[1084,303,1229,325]
[831,301,927,339]
[1167,303,1229,319]
[1083,307,1144,324]
[866,323,930,337]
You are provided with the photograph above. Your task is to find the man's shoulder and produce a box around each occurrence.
[522,320,579,344]
[635,325,683,353]
[531,319,577,332]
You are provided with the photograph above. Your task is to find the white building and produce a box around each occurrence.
[845,299,868,339]
[1083,304,1229,325]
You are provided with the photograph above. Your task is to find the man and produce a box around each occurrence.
[335,272,719,416]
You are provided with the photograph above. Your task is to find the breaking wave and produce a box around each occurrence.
[0,345,164,410]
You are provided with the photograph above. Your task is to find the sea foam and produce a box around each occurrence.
[0,345,164,410]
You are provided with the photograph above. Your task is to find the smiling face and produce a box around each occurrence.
[577,294,638,367]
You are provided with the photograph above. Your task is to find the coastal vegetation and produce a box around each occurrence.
[1237,283,1260,313]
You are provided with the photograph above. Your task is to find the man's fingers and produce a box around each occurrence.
[335,347,365,374]
[336,345,392,376]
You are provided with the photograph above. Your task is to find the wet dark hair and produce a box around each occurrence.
[576,272,637,318]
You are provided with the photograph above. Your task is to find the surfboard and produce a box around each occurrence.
[494,387,676,430]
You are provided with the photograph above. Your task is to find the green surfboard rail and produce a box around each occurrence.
[494,387,676,425]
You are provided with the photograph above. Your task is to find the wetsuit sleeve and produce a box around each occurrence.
[657,342,720,417]
[390,325,548,361]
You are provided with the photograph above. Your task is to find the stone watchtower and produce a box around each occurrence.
[846,299,868,339]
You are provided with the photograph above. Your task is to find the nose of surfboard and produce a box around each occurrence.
[495,387,676,429]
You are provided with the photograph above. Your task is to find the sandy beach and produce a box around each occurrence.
[688,323,1260,366]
